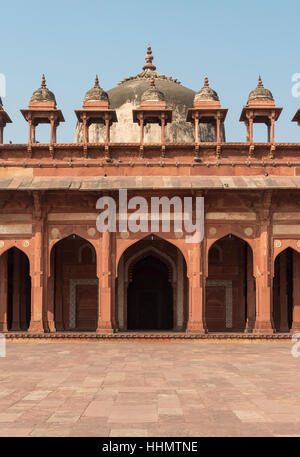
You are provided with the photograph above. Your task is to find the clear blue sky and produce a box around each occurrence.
[1,0,300,143]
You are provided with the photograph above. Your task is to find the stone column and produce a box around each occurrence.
[253,219,274,333]
[11,249,21,331]
[0,252,8,332]
[279,251,289,332]
[292,251,300,331]
[28,221,44,333]
[186,243,206,333]
[96,231,114,333]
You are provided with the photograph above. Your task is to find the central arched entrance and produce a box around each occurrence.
[127,255,173,330]
[117,235,187,331]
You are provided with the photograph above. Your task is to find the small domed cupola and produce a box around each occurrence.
[0,97,12,144]
[83,75,109,106]
[187,75,227,157]
[247,76,274,104]
[21,75,64,145]
[240,76,282,144]
[30,74,56,106]
[75,76,117,154]
[133,77,172,156]
[141,77,166,104]
[194,75,219,104]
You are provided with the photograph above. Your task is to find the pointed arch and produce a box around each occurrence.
[116,233,189,270]
[273,247,299,332]
[206,233,255,277]
[0,247,31,331]
[206,233,255,332]
[116,235,188,331]
[49,234,98,331]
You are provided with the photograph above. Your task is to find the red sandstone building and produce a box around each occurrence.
[0,47,299,336]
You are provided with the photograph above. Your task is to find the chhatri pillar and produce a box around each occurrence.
[21,75,64,146]
[240,76,282,156]
[133,76,172,157]
[187,75,227,160]
[75,76,117,159]
[0,97,12,144]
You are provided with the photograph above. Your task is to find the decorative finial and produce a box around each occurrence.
[41,74,46,88]
[204,74,209,87]
[94,75,100,88]
[258,75,263,87]
[142,45,156,71]
[0,97,2,109]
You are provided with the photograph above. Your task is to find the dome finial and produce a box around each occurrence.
[94,75,100,88]
[41,74,46,88]
[204,74,209,87]
[0,97,3,109]
[142,44,156,71]
[258,75,263,87]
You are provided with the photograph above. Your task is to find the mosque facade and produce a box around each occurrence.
[0,46,299,336]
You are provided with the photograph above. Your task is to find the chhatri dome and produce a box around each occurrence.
[30,75,56,104]
[84,75,109,103]
[141,76,165,102]
[75,45,225,143]
[194,75,219,103]
[248,76,274,103]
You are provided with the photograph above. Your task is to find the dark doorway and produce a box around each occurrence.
[127,256,173,330]
[273,248,295,331]
[7,248,31,331]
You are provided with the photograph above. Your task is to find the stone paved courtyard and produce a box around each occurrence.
[0,340,299,437]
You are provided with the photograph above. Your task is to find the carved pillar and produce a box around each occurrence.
[28,222,44,332]
[292,251,300,331]
[105,114,110,146]
[194,113,199,143]
[96,231,114,332]
[186,243,206,333]
[249,114,253,143]
[0,252,8,332]
[216,112,221,143]
[11,249,21,331]
[29,193,45,333]
[50,115,54,144]
[28,116,32,144]
[253,218,274,333]
[270,112,275,143]
[138,113,144,146]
